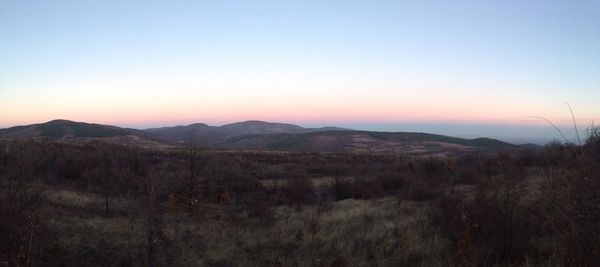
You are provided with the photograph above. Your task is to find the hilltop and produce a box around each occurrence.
[0,119,528,155]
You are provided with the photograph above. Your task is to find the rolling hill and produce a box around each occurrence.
[0,120,169,148]
[144,120,347,145]
[0,119,528,155]
[0,119,134,138]
[143,121,523,154]
[210,130,519,155]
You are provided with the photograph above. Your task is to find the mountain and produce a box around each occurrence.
[144,121,517,154]
[144,120,346,145]
[219,121,307,135]
[0,119,134,138]
[1,119,522,155]
[144,123,211,142]
[0,119,170,148]
[214,130,519,154]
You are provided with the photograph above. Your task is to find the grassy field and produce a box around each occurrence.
[2,137,599,266]
[43,185,447,266]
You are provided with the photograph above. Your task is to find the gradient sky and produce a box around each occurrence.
[1,1,599,144]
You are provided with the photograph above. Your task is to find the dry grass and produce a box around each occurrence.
[164,198,448,266]
[260,177,334,187]
[42,186,449,266]
[43,186,136,213]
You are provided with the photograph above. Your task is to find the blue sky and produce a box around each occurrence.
[1,1,599,144]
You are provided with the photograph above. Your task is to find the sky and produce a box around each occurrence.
[1,1,599,144]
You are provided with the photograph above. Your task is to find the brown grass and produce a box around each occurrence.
[43,185,448,266]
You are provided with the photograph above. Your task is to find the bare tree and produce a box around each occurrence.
[178,131,208,212]
[84,148,129,216]
[136,163,172,267]
[0,140,47,265]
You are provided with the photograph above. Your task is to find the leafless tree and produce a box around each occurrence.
[83,148,129,216]
[135,163,173,267]
[0,140,47,265]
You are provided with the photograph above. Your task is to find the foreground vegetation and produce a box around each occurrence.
[1,128,599,266]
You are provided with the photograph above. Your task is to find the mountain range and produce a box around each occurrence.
[0,119,533,155]
[145,120,346,144]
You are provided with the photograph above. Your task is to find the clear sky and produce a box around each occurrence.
[1,1,599,144]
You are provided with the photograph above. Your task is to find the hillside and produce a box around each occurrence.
[144,120,346,145]
[0,120,524,154]
[0,120,170,148]
[0,120,134,138]
[215,130,519,155]
[144,121,519,154]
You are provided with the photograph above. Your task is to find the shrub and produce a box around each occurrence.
[584,126,600,160]
[0,146,54,265]
[539,143,600,265]
[404,180,438,202]
[282,169,314,208]
[329,177,353,201]
[351,177,384,199]
[377,170,407,194]
[435,175,535,265]
[413,156,447,177]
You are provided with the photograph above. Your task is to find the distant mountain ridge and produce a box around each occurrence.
[0,119,133,138]
[0,119,532,154]
[211,130,520,154]
[145,120,347,145]
[0,119,169,148]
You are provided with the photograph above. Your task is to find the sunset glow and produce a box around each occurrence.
[1,1,599,143]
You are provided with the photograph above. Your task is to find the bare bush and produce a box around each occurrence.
[0,140,51,266]
[283,169,314,208]
[435,174,534,265]
[539,130,600,265]
[132,163,174,267]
